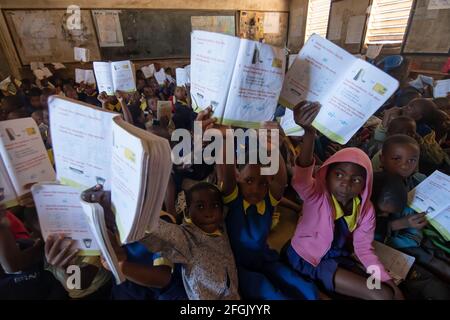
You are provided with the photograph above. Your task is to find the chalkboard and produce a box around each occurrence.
[326,0,370,53]
[4,10,101,65]
[402,0,450,54]
[100,10,236,61]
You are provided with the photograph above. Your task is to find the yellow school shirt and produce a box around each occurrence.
[331,195,360,232]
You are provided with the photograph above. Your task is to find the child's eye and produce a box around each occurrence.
[336,172,343,178]
[197,204,205,209]
[408,159,417,163]
[352,178,362,184]
[391,157,401,161]
[246,179,253,184]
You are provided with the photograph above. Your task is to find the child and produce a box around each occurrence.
[172,86,196,131]
[26,87,42,114]
[371,172,450,299]
[0,204,65,299]
[211,108,318,300]
[371,116,417,171]
[379,134,450,283]
[286,101,403,300]
[31,110,44,126]
[40,88,55,110]
[371,172,412,243]
[379,134,425,189]
[140,182,240,300]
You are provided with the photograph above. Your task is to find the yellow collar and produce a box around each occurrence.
[331,195,361,232]
[243,199,266,215]
[184,217,222,237]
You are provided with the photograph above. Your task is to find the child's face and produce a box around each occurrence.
[326,162,366,206]
[188,189,223,234]
[40,95,49,109]
[403,101,424,120]
[65,88,78,100]
[175,87,187,100]
[32,113,43,125]
[149,97,158,113]
[137,79,146,91]
[388,120,416,138]
[381,143,420,178]
[376,200,400,217]
[30,96,41,109]
[143,86,153,98]
[237,164,272,205]
[43,110,49,125]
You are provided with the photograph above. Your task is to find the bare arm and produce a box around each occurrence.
[119,262,172,288]
[293,102,321,167]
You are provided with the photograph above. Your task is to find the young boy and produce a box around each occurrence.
[372,172,450,299]
[379,134,450,283]
[371,116,417,171]
[141,182,240,300]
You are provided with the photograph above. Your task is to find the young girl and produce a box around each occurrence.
[286,101,403,300]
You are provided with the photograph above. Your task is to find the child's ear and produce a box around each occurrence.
[379,153,384,168]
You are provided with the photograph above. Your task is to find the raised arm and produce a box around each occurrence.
[195,107,237,196]
[116,91,133,124]
[293,101,321,168]
[261,121,287,201]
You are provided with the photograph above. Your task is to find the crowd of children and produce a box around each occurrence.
[0,59,449,300]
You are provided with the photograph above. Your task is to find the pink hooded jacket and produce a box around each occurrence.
[291,147,391,282]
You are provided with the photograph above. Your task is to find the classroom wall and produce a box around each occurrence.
[0,43,12,80]
[287,0,308,53]
[0,0,289,11]
[0,0,290,78]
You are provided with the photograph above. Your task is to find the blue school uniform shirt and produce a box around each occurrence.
[382,173,427,249]
[224,186,280,269]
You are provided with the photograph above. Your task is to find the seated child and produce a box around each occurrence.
[379,134,450,283]
[286,101,403,300]
[140,182,240,300]
[209,108,318,300]
[372,172,450,299]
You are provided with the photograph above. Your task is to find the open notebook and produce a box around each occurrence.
[49,95,172,244]
[0,118,55,207]
[80,199,126,284]
[190,30,286,128]
[31,182,100,256]
[408,170,450,241]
